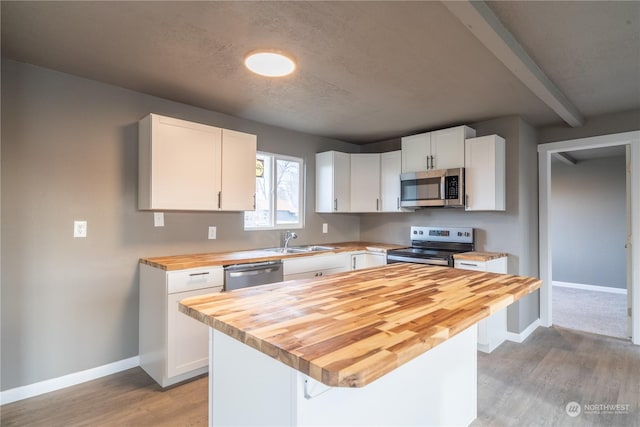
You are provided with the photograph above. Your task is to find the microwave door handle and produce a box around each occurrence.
[440,176,446,200]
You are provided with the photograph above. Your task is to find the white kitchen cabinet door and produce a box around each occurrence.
[455,256,507,353]
[139,114,222,210]
[351,252,387,270]
[220,129,257,211]
[167,286,222,378]
[350,154,381,212]
[316,151,350,212]
[465,135,506,211]
[380,151,405,212]
[430,125,475,170]
[401,132,430,173]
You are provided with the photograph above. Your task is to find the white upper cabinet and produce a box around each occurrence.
[401,125,476,173]
[430,126,476,170]
[316,151,351,213]
[401,132,431,173]
[220,129,257,211]
[380,151,405,212]
[350,154,381,212]
[138,114,256,211]
[464,135,506,211]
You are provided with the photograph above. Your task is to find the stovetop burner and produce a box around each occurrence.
[387,226,475,267]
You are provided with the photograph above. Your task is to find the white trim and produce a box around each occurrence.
[506,319,541,344]
[538,130,640,345]
[553,281,627,295]
[0,356,139,405]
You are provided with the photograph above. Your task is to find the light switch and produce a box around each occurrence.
[208,226,217,239]
[74,220,87,238]
[154,212,165,227]
[322,223,328,234]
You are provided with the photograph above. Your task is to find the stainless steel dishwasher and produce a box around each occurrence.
[223,260,283,291]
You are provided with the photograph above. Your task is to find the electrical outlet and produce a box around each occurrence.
[154,212,164,227]
[74,220,87,238]
[322,223,328,234]
[208,226,217,240]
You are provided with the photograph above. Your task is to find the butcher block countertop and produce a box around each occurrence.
[179,263,541,388]
[140,242,404,271]
[453,251,509,262]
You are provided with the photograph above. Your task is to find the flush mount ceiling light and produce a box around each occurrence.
[244,50,296,77]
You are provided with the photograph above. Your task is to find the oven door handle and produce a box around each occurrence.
[386,255,450,266]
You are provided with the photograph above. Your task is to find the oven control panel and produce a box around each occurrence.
[410,226,474,244]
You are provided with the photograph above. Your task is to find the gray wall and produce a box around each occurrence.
[360,116,540,333]
[551,156,627,288]
[1,59,361,390]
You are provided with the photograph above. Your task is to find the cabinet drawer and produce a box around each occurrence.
[167,266,224,294]
[454,260,487,271]
[283,253,350,276]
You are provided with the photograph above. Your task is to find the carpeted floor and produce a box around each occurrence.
[552,285,629,339]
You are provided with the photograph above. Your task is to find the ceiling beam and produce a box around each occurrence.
[553,152,578,165]
[443,1,584,127]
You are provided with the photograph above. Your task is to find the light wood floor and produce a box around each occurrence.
[2,326,639,426]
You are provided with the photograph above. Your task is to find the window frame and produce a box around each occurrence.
[244,151,305,231]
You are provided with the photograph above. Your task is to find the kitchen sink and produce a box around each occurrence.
[264,245,336,254]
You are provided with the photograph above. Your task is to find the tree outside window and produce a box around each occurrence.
[245,152,304,230]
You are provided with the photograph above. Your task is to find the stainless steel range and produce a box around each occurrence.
[386,226,474,267]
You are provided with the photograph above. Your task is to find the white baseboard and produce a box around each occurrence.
[506,319,541,344]
[0,356,139,405]
[553,281,627,295]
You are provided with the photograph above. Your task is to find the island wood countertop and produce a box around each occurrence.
[179,263,541,388]
[140,242,405,271]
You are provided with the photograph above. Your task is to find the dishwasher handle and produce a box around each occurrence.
[228,267,281,277]
[224,261,282,273]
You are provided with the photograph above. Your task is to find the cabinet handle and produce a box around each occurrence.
[459,263,479,267]
[397,197,400,210]
[426,156,430,170]
[253,194,256,210]
[465,194,469,207]
[218,191,222,209]
[334,198,338,211]
[352,257,357,270]
[376,198,379,211]
[189,272,210,277]
[430,155,434,169]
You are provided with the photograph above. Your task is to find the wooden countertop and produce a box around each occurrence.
[140,242,404,271]
[454,252,509,262]
[179,263,541,388]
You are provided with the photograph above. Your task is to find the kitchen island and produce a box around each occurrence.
[180,263,541,426]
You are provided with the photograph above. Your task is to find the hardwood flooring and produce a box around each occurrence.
[2,326,639,427]
[1,369,208,426]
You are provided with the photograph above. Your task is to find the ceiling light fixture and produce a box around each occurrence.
[244,50,296,77]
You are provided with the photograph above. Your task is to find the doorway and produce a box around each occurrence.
[538,130,640,345]
[550,147,628,338]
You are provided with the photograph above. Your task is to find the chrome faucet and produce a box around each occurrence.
[283,231,298,252]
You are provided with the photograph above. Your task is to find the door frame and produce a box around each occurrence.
[538,130,640,345]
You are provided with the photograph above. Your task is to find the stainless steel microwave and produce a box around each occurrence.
[400,168,465,208]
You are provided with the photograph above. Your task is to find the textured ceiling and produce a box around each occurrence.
[2,1,639,144]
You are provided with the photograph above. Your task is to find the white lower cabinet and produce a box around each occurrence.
[351,252,387,270]
[455,256,507,353]
[139,264,224,387]
[283,253,351,281]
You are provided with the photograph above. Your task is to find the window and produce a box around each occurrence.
[244,152,304,230]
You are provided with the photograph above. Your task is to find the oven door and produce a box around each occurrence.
[400,170,446,207]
